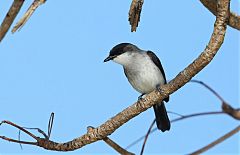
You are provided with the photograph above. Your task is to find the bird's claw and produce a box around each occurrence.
[156,84,164,94]
[138,94,145,101]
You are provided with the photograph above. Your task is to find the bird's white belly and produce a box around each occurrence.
[125,61,165,94]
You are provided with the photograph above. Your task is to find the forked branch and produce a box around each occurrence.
[200,0,240,30]
[138,80,239,154]
[0,0,231,152]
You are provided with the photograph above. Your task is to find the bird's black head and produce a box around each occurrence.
[104,43,138,62]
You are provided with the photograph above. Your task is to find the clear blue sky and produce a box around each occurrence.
[0,1,239,154]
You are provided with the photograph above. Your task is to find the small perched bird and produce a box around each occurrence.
[104,43,170,132]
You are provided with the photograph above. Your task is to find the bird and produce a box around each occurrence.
[104,43,170,132]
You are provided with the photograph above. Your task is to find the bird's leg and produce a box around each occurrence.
[138,93,145,101]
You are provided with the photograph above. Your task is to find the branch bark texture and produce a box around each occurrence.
[128,0,144,32]
[35,0,230,151]
[12,0,46,33]
[200,0,240,30]
[0,0,232,152]
[0,0,24,42]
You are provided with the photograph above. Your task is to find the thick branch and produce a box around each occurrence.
[0,0,24,42]
[36,0,230,151]
[200,0,240,30]
[0,0,230,152]
[88,126,134,155]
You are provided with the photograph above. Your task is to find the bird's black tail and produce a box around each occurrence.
[153,102,170,132]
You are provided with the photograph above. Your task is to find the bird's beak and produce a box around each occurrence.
[104,56,114,62]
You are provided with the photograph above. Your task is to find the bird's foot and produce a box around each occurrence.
[138,94,145,101]
[156,84,164,94]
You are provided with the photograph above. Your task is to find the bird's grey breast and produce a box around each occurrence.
[123,52,165,94]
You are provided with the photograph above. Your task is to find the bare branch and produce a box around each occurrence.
[0,120,38,140]
[200,0,240,30]
[0,135,37,146]
[0,0,24,42]
[12,0,46,33]
[190,80,226,103]
[140,119,155,155]
[130,77,240,152]
[128,0,144,32]
[135,78,239,151]
[103,137,135,155]
[0,120,38,145]
[222,103,240,120]
[190,80,240,120]
[21,112,55,140]
[190,125,240,155]
[0,113,55,147]
[126,111,225,149]
[47,112,54,139]
[0,0,230,152]
[21,127,48,140]
[87,126,134,155]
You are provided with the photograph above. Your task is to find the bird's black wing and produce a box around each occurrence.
[147,51,169,102]
[146,51,167,83]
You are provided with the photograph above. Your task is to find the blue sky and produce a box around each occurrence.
[0,1,239,154]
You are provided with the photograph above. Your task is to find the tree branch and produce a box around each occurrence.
[140,119,155,155]
[190,80,226,103]
[88,126,135,155]
[128,0,144,32]
[0,0,230,152]
[137,79,239,154]
[190,125,240,155]
[135,103,239,154]
[103,137,135,155]
[200,0,240,30]
[0,0,24,42]
[126,111,226,150]
[12,0,46,33]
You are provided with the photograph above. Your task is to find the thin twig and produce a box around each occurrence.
[0,120,38,140]
[20,112,55,140]
[190,80,240,120]
[190,80,226,103]
[0,0,24,42]
[126,111,225,149]
[21,127,48,139]
[0,136,37,145]
[47,112,54,139]
[132,77,240,150]
[18,130,23,149]
[171,111,225,123]
[190,125,240,155]
[0,113,56,147]
[140,119,155,155]
[168,111,185,117]
[0,0,230,151]
[12,0,46,33]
